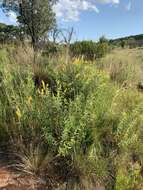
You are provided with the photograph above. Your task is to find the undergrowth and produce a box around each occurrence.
[0,46,143,189]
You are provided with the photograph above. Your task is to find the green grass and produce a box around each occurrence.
[0,46,143,189]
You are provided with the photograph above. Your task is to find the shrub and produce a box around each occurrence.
[96,41,109,58]
[70,40,109,60]
[1,46,143,189]
[70,40,97,60]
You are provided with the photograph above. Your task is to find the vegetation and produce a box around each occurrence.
[0,45,143,189]
[110,34,143,48]
[0,1,143,190]
[1,0,57,50]
[0,23,24,43]
[70,37,109,60]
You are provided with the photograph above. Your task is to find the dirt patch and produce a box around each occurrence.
[0,168,43,190]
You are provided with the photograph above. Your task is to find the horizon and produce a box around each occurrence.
[0,0,143,41]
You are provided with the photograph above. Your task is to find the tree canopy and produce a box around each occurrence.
[0,22,24,43]
[1,0,57,50]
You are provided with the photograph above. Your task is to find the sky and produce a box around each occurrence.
[0,0,143,41]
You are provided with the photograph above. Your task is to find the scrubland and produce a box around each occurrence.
[0,45,143,189]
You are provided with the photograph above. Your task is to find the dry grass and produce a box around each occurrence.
[97,47,143,87]
[1,45,143,190]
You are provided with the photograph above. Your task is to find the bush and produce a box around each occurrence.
[70,40,109,60]
[1,46,143,189]
[70,40,97,60]
[96,41,109,58]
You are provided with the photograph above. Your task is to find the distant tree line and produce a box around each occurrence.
[0,22,110,60]
[0,23,25,43]
[110,34,143,48]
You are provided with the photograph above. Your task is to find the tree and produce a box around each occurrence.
[120,40,127,48]
[127,38,136,48]
[99,35,108,44]
[0,22,24,43]
[60,27,75,64]
[1,0,57,50]
[96,36,109,58]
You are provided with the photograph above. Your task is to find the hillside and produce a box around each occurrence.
[110,34,143,47]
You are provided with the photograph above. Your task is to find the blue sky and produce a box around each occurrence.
[0,0,143,40]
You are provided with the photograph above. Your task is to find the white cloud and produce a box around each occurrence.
[54,0,120,21]
[97,0,119,4]
[8,11,17,23]
[53,0,99,21]
[6,0,120,23]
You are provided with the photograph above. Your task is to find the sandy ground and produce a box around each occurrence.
[0,167,41,190]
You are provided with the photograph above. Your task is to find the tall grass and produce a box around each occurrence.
[0,46,143,189]
[97,48,143,87]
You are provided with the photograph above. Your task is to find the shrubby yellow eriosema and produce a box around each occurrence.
[41,80,46,90]
[16,106,22,119]
[27,96,32,106]
[73,58,83,65]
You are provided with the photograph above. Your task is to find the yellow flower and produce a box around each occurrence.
[41,80,46,90]
[27,96,32,106]
[37,88,44,96]
[75,73,81,79]
[16,106,22,120]
[73,58,82,65]
[41,88,44,95]
[37,88,41,95]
